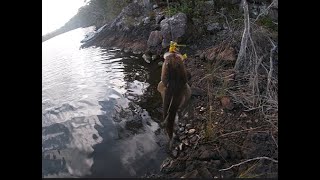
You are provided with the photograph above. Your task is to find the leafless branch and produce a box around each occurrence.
[235,0,250,72]
[219,156,278,171]
[218,126,266,138]
[254,0,277,22]
[217,12,230,31]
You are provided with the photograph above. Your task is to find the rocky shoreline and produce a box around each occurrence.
[79,0,278,178]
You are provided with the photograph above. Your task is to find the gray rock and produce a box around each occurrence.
[181,169,199,178]
[207,23,222,33]
[156,13,165,24]
[172,149,178,157]
[151,55,158,61]
[147,30,163,55]
[160,13,193,48]
[199,150,218,160]
[142,54,151,63]
[198,167,213,178]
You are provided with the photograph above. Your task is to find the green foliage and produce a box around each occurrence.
[257,16,278,31]
[164,0,206,18]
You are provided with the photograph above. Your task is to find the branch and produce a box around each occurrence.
[254,0,277,22]
[219,156,278,171]
[235,0,250,72]
[216,12,230,31]
[266,38,277,97]
[218,126,266,138]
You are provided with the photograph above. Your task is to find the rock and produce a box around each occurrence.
[186,124,192,129]
[143,17,151,24]
[199,150,218,160]
[182,139,189,146]
[179,127,185,132]
[125,115,143,132]
[221,170,234,178]
[212,160,221,167]
[220,148,229,160]
[142,54,151,63]
[207,22,222,33]
[188,129,196,134]
[147,31,162,47]
[199,52,205,60]
[190,135,198,144]
[199,107,206,112]
[181,169,199,178]
[156,13,165,24]
[198,167,213,178]
[160,157,172,171]
[153,4,159,9]
[92,134,98,140]
[160,13,193,48]
[179,135,187,141]
[147,31,163,55]
[158,61,163,66]
[221,96,234,110]
[172,149,178,157]
[151,55,158,61]
[179,143,183,151]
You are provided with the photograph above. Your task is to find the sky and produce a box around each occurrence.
[42,0,87,35]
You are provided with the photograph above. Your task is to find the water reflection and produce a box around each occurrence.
[42,27,166,178]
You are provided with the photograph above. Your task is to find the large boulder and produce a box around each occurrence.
[147,30,163,55]
[160,13,194,48]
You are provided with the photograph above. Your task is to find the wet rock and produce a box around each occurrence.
[92,134,98,140]
[125,115,143,133]
[198,167,213,178]
[179,127,185,132]
[157,61,163,66]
